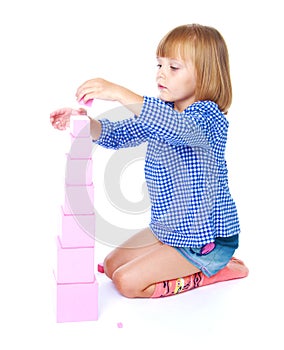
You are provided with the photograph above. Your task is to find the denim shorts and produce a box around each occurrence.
[174,235,239,277]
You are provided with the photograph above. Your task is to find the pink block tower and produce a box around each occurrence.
[54,115,98,322]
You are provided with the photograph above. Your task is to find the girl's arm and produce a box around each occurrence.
[50,107,102,141]
[50,107,87,130]
[76,78,144,142]
[51,78,143,140]
[76,78,144,116]
[89,117,102,141]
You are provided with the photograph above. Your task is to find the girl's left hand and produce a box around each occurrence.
[50,107,87,130]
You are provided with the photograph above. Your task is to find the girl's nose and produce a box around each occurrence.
[157,67,166,80]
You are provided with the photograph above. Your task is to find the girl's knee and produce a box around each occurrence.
[112,269,137,298]
[103,254,116,279]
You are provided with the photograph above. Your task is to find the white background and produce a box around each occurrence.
[0,0,283,349]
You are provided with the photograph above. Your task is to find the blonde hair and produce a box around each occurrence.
[156,24,232,114]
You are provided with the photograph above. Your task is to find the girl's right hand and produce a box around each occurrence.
[50,107,87,130]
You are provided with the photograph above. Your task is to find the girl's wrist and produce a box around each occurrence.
[116,86,144,115]
[89,117,102,141]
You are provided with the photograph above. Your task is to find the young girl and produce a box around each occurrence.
[50,23,248,298]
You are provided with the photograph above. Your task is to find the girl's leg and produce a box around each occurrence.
[109,240,201,298]
[151,257,249,298]
[104,227,248,298]
[103,227,163,279]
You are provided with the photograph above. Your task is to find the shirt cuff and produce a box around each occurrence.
[92,119,111,144]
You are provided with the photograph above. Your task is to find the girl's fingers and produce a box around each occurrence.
[50,107,86,130]
[76,80,96,100]
[75,85,85,100]
[78,108,87,115]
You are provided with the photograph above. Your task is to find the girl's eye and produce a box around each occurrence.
[170,66,179,70]
[157,64,162,69]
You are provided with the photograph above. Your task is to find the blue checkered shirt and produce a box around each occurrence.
[95,97,240,247]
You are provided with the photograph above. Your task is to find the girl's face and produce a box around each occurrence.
[156,56,196,112]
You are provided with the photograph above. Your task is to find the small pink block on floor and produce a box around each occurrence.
[97,263,104,273]
[55,275,98,322]
[117,322,123,328]
[70,116,90,138]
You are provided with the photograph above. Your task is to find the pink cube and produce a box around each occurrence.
[60,206,95,248]
[78,97,94,108]
[70,116,90,138]
[64,183,94,215]
[69,133,93,159]
[65,153,93,186]
[55,236,94,284]
[55,275,98,322]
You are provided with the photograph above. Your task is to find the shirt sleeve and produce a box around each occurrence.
[94,96,227,149]
[93,117,149,149]
[136,96,213,147]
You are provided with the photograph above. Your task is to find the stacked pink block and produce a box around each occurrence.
[54,116,98,322]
